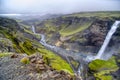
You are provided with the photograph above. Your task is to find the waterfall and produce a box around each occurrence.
[32,25,36,34]
[95,21,120,59]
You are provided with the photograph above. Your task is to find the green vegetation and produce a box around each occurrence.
[98,75,112,80]
[34,12,120,41]
[44,21,57,32]
[0,52,13,57]
[0,30,35,55]
[65,11,120,19]
[0,17,73,74]
[60,21,92,36]
[1,12,120,77]
[20,23,41,39]
[89,57,119,80]
[36,45,73,74]
[20,57,30,64]
[19,39,36,55]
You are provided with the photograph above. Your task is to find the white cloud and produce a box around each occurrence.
[0,0,120,14]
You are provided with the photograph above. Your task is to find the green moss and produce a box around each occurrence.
[89,57,119,80]
[0,52,13,57]
[20,57,30,64]
[19,39,36,55]
[24,29,34,35]
[64,11,120,19]
[0,17,73,75]
[89,57,118,72]
[0,27,37,55]
[45,23,56,32]
[0,27,73,74]
[96,75,112,80]
[37,48,73,74]
[60,21,92,37]
[28,39,73,74]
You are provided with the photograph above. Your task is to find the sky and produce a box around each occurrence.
[0,0,120,14]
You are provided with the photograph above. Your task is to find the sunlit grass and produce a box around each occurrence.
[0,52,13,57]
[60,21,92,36]
[65,11,120,18]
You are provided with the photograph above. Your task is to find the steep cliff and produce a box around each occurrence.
[34,12,120,53]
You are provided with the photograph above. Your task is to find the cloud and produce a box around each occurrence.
[0,0,120,14]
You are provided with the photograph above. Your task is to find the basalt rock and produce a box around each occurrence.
[86,20,113,47]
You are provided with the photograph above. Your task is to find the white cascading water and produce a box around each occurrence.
[32,25,36,34]
[95,21,120,59]
[31,25,55,48]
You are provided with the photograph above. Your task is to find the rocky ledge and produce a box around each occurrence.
[0,53,77,80]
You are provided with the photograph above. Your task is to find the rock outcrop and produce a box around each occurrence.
[0,53,75,80]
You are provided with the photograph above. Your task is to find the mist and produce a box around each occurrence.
[0,0,120,14]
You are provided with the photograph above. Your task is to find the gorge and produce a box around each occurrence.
[0,12,120,80]
[31,20,120,79]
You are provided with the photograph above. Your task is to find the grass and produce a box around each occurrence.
[64,11,120,18]
[0,52,13,57]
[96,75,112,80]
[36,45,73,74]
[0,17,74,75]
[31,39,73,74]
[89,56,119,80]
[19,23,31,29]
[20,57,30,64]
[0,27,73,74]
[89,57,118,72]
[60,21,92,36]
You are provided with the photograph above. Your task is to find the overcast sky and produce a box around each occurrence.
[0,0,120,14]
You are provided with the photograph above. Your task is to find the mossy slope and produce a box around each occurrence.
[0,17,73,74]
[89,57,119,80]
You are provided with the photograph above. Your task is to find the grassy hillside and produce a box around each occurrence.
[60,21,92,36]
[64,11,120,18]
[0,17,73,74]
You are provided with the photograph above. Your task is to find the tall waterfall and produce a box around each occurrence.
[95,21,120,59]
